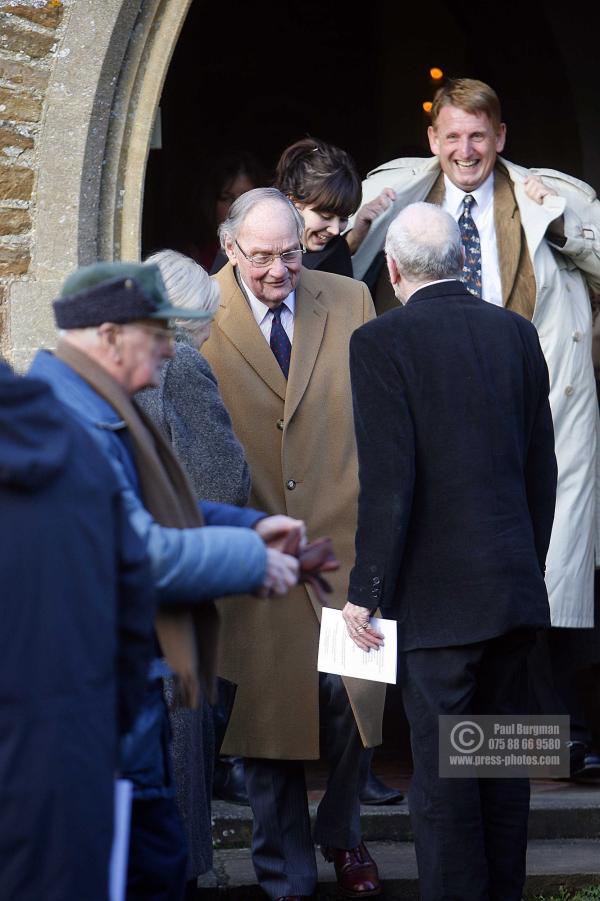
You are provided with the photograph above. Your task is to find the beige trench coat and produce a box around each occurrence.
[351,155,600,627]
[203,263,386,759]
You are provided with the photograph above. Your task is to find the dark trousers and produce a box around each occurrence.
[528,579,600,750]
[243,673,367,899]
[401,629,535,901]
[127,797,188,901]
[527,627,591,743]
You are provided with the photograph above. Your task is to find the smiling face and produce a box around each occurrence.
[224,200,303,309]
[294,203,349,252]
[428,105,506,193]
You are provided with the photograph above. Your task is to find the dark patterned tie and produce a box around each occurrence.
[458,194,482,297]
[270,303,291,378]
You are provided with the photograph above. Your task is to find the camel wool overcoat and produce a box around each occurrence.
[203,262,386,759]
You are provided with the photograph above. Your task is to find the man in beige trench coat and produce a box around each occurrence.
[203,187,386,900]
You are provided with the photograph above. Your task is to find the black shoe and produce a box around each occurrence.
[572,748,600,782]
[184,878,199,900]
[359,770,404,805]
[567,740,587,779]
[212,756,249,805]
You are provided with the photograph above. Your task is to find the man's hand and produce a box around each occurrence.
[345,187,396,254]
[342,601,384,651]
[254,515,307,550]
[524,175,565,242]
[523,174,558,204]
[257,548,299,597]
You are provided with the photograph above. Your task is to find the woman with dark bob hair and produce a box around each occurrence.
[275,136,395,280]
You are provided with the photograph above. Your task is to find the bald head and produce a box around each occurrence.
[385,202,463,300]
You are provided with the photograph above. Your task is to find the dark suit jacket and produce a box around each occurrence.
[347,280,557,650]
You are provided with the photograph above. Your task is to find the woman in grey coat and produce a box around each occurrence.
[136,250,250,888]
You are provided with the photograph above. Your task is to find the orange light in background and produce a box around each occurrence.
[430,67,444,80]
[422,101,433,113]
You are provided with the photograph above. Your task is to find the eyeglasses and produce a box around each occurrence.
[235,240,305,268]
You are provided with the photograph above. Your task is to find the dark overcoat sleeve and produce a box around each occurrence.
[523,329,558,572]
[347,321,416,614]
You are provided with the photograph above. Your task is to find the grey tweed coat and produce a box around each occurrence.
[137,332,250,506]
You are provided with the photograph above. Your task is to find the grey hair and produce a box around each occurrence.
[384,202,462,281]
[57,326,102,346]
[143,249,220,331]
[218,187,304,248]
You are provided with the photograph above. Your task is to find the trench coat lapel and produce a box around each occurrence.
[284,278,327,424]
[216,271,287,401]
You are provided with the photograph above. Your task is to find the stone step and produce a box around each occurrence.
[197,839,600,899]
[212,783,600,850]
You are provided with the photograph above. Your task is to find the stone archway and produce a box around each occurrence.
[4,0,191,369]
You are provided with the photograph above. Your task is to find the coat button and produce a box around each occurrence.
[572,331,582,342]
[276,419,284,430]
[286,479,296,490]
[564,385,574,396]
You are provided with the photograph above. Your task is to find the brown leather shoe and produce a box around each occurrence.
[322,841,381,897]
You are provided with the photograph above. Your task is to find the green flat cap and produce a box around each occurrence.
[53,261,212,329]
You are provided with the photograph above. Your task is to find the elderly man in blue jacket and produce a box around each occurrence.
[30,261,301,901]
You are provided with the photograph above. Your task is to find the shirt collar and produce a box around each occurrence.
[444,171,495,218]
[240,275,296,324]
[406,278,458,302]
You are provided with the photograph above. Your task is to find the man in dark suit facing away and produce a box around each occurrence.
[342,202,558,901]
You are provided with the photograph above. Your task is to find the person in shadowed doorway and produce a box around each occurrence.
[192,150,269,272]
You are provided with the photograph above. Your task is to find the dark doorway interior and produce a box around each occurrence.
[142,0,588,261]
[141,0,594,764]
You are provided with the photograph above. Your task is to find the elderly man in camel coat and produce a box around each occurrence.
[203,187,385,901]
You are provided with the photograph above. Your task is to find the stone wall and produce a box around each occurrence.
[0,0,68,359]
[0,0,191,370]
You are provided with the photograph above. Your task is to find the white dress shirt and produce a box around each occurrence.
[442,173,503,307]
[241,277,296,343]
